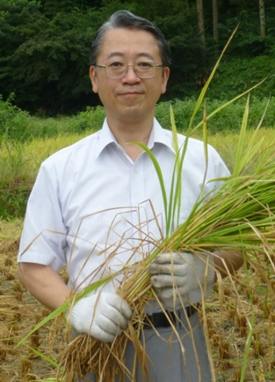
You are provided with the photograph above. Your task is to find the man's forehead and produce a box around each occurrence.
[105,51,155,60]
[99,28,160,58]
[101,28,158,48]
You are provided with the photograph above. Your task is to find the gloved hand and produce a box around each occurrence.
[67,292,132,343]
[148,252,215,309]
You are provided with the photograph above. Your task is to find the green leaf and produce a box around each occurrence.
[26,345,58,367]
[131,141,168,226]
[233,94,250,177]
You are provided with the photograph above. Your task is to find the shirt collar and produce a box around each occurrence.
[94,119,117,159]
[148,118,176,154]
[95,118,176,159]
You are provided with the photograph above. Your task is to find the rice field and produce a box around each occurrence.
[0,128,275,381]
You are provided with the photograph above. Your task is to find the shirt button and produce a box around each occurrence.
[134,169,139,174]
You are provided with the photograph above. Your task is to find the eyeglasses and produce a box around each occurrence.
[95,60,165,79]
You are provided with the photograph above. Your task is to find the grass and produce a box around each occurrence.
[0,126,271,220]
[0,124,274,219]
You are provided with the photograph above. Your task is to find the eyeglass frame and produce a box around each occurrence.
[94,60,165,79]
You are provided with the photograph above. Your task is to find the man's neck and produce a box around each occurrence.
[106,117,154,161]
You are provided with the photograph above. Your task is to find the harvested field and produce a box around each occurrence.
[0,220,65,381]
[0,220,274,381]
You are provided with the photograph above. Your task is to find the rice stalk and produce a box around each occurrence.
[240,310,255,382]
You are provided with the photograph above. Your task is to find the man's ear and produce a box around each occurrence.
[89,66,98,93]
[161,66,170,94]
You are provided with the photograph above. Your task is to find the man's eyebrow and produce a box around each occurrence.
[106,52,123,59]
[137,53,154,60]
[106,52,155,60]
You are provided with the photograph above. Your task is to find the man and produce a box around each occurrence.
[18,10,243,382]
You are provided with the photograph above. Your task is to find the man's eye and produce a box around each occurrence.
[109,61,124,68]
[137,62,154,68]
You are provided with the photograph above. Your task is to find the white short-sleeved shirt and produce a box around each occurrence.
[18,118,230,300]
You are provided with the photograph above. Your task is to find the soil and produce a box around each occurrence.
[0,220,274,381]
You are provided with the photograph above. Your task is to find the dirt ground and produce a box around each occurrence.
[0,220,274,381]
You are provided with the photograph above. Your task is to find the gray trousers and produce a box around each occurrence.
[77,311,212,382]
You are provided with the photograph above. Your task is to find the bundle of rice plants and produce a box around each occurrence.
[57,74,274,382]
[57,118,275,381]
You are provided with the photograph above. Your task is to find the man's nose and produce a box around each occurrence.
[122,65,140,81]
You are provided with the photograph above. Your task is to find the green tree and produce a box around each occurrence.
[212,0,219,42]
[1,0,275,114]
[0,1,46,103]
[42,0,75,17]
[259,0,266,36]
[0,2,104,114]
[196,0,205,47]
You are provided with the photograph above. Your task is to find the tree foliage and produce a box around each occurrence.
[0,0,274,115]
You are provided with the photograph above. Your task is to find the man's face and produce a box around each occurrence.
[89,28,170,126]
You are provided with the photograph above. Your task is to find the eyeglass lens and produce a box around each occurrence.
[106,61,156,78]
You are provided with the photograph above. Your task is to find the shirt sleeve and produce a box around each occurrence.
[204,144,231,197]
[17,161,67,271]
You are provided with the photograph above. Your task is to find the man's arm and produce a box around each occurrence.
[213,250,244,279]
[18,263,71,310]
[18,262,133,343]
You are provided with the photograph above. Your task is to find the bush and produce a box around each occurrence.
[0,94,31,140]
[0,137,32,219]
[70,106,105,133]
[207,56,275,100]
[0,96,105,141]
[1,94,275,143]
[156,96,275,134]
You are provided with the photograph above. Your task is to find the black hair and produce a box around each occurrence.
[89,10,172,66]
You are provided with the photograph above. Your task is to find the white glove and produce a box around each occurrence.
[67,292,132,343]
[148,252,215,309]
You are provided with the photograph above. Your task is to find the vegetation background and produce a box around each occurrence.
[0,0,275,115]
